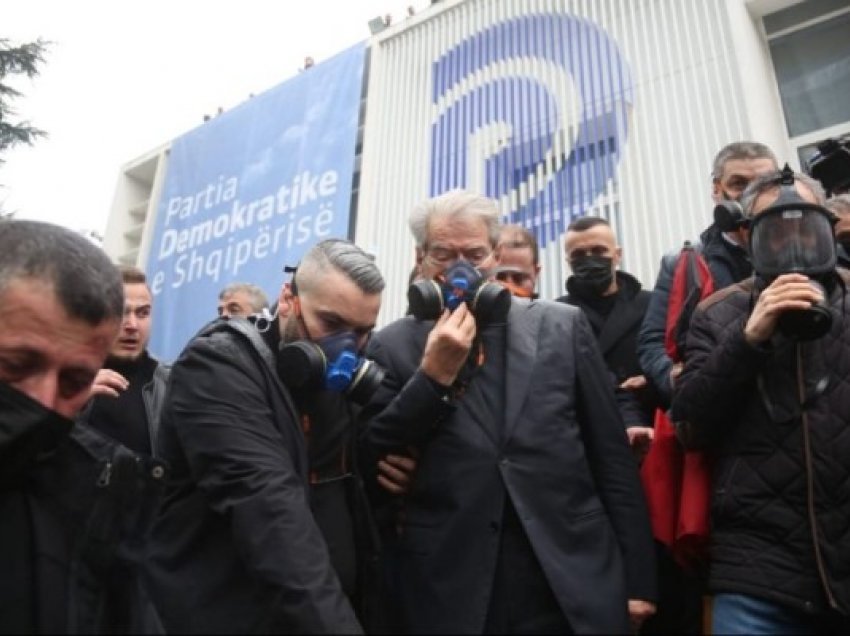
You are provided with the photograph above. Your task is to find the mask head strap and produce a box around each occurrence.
[284,264,299,296]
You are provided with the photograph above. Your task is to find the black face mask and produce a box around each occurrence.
[0,380,74,488]
[569,255,614,296]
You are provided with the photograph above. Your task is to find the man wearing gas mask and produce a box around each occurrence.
[146,239,387,634]
[361,189,657,634]
[639,141,778,408]
[671,168,850,633]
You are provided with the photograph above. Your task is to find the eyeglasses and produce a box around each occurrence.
[424,245,493,267]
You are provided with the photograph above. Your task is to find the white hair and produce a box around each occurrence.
[408,189,502,248]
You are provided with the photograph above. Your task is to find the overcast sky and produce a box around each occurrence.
[2,0,423,234]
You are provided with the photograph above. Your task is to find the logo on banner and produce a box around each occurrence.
[429,13,633,246]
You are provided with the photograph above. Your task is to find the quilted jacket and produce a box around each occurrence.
[671,271,850,616]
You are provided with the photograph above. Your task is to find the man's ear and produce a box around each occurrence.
[711,178,723,204]
[614,246,623,268]
[415,247,424,267]
[278,283,295,318]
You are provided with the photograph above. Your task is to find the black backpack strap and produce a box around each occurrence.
[196,318,303,445]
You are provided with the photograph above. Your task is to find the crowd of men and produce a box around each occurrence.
[2,138,850,635]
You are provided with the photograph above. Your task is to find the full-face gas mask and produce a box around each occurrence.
[407,259,511,324]
[747,166,838,341]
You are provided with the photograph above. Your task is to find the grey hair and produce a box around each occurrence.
[219,282,269,312]
[741,169,827,217]
[0,219,123,325]
[825,194,850,216]
[295,238,384,296]
[711,141,778,181]
[409,189,502,248]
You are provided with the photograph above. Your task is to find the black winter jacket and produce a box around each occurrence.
[838,244,850,269]
[0,369,169,634]
[671,273,850,616]
[145,318,361,634]
[638,224,751,407]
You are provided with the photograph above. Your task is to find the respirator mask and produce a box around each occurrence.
[407,259,511,324]
[747,166,838,341]
[276,268,384,405]
[277,331,384,406]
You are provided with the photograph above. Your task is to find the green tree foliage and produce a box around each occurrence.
[0,38,49,165]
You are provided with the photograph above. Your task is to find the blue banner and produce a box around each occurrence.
[146,44,365,360]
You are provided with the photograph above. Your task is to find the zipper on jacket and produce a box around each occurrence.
[96,461,112,488]
[797,345,838,610]
[142,376,157,456]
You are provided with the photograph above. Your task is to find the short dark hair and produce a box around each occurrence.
[120,265,147,286]
[711,141,777,180]
[0,219,123,325]
[498,224,539,265]
[567,215,610,233]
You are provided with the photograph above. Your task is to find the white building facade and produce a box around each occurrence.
[106,0,850,343]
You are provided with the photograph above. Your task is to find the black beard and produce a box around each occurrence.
[280,313,302,345]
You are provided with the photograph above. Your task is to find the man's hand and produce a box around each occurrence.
[87,368,128,399]
[669,362,684,389]
[619,374,647,391]
[420,304,476,386]
[628,599,656,632]
[626,426,654,462]
[744,273,823,345]
[377,451,418,495]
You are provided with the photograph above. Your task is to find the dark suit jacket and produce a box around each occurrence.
[361,300,656,633]
[558,271,658,426]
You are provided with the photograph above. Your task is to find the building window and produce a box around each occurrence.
[768,9,850,138]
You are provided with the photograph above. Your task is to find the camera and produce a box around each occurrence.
[806,135,850,196]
